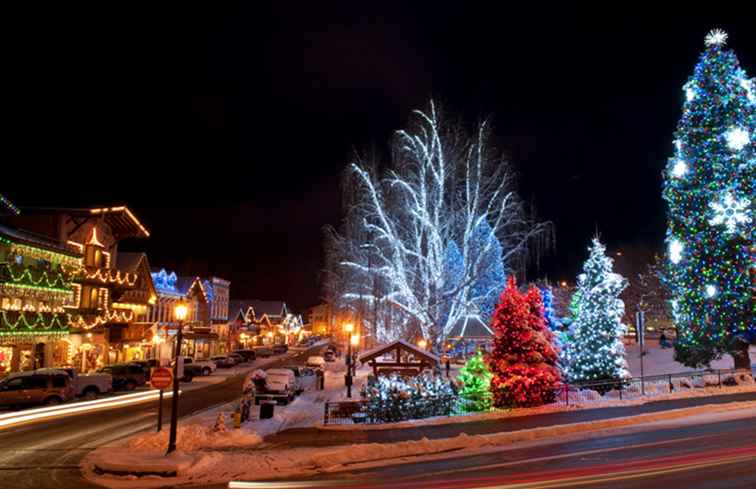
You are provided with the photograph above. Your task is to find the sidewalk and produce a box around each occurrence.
[264,389,756,448]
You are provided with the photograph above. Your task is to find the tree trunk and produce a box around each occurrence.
[730,340,752,371]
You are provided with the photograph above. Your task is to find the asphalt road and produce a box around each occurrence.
[292,412,756,489]
[0,345,324,489]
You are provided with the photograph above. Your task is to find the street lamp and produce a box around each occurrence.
[350,333,360,377]
[344,323,355,398]
[418,338,427,350]
[167,302,188,455]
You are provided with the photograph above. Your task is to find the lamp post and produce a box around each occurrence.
[350,333,360,377]
[344,323,354,398]
[167,302,188,455]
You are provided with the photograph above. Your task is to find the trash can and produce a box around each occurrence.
[260,401,275,419]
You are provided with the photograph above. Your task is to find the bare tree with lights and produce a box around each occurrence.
[323,101,550,345]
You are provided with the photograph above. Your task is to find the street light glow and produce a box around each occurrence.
[174,303,188,321]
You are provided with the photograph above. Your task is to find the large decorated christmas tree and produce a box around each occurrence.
[662,30,755,369]
[488,277,561,408]
[456,350,493,412]
[564,239,630,384]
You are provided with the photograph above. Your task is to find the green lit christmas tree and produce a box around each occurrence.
[662,30,755,369]
[456,350,493,412]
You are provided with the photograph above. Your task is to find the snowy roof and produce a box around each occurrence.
[447,315,493,339]
[0,223,80,257]
[359,339,440,364]
[229,300,288,320]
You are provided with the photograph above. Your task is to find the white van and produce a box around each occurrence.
[306,355,326,371]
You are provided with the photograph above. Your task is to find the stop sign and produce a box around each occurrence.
[151,367,173,390]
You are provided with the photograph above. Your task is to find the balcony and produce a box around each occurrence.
[0,310,69,335]
[0,262,73,291]
[73,267,138,289]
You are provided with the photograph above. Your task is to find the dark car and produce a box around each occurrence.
[233,349,257,362]
[98,363,147,391]
[130,359,160,381]
[272,344,288,355]
[254,347,273,358]
[228,352,245,365]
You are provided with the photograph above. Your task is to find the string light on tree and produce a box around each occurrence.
[708,192,752,234]
[741,77,755,103]
[684,83,696,102]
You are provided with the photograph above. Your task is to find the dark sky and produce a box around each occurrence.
[3,4,754,311]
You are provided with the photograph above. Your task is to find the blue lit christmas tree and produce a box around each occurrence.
[662,30,755,369]
[469,220,506,323]
[540,287,561,332]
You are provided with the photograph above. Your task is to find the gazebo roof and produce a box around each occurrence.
[447,315,493,339]
[359,339,440,364]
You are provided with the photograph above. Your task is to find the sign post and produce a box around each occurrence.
[150,367,173,432]
[635,310,645,396]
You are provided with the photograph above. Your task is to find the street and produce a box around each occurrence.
[0,346,324,489]
[276,411,756,489]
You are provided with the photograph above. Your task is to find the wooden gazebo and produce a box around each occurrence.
[359,339,440,377]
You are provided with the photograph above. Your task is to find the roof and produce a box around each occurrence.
[359,339,440,364]
[18,206,149,239]
[177,276,208,302]
[151,268,182,296]
[447,315,494,339]
[0,223,81,257]
[0,194,20,216]
[115,252,145,272]
[229,300,288,319]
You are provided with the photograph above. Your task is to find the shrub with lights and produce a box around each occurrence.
[488,277,561,408]
[662,30,755,369]
[362,372,456,423]
[564,238,630,385]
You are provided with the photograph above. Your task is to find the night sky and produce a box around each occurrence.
[4,4,754,312]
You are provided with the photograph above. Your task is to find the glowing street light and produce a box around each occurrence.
[167,302,188,454]
[418,339,428,350]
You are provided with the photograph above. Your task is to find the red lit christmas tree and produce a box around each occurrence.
[488,277,561,408]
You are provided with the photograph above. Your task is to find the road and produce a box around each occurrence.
[288,411,756,489]
[0,345,325,489]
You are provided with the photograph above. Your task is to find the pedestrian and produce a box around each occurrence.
[445,357,451,378]
[659,331,671,349]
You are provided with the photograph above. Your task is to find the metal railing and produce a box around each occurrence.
[554,368,754,406]
[324,367,755,424]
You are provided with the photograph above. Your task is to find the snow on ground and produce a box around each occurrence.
[625,343,756,377]
[82,400,756,488]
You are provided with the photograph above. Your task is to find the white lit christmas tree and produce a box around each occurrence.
[564,238,630,383]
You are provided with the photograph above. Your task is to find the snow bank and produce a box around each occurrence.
[83,400,756,488]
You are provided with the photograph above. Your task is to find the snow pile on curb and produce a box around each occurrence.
[127,424,263,451]
[83,400,756,488]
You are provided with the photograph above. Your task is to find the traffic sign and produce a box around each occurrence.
[151,367,173,390]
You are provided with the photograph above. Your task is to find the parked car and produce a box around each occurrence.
[306,356,326,371]
[228,352,245,365]
[282,366,316,393]
[183,357,217,376]
[97,363,147,391]
[211,355,235,368]
[254,347,273,358]
[0,370,75,407]
[36,367,112,400]
[272,344,288,355]
[129,359,160,380]
[233,349,257,362]
[254,368,295,404]
[324,350,335,362]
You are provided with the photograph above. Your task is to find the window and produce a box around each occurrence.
[26,376,49,389]
[4,378,25,391]
[52,376,67,388]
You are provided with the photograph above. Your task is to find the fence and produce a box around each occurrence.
[553,368,753,406]
[324,395,456,425]
[324,367,754,425]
